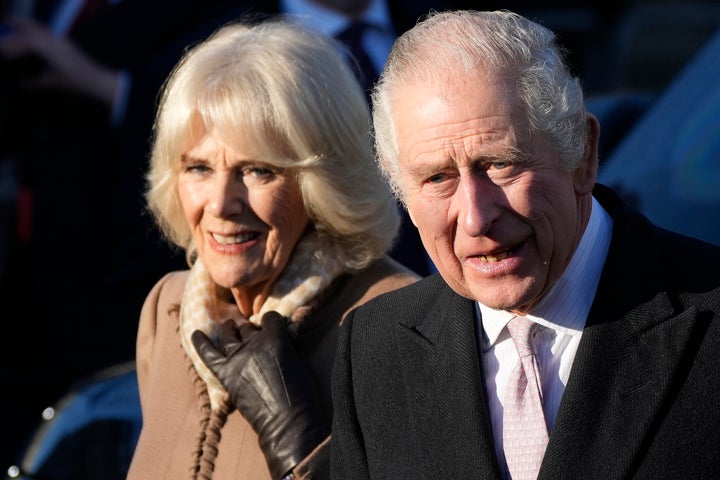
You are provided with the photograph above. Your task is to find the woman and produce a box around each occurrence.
[126,19,419,480]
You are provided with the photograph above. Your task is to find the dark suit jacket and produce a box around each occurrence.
[331,184,720,479]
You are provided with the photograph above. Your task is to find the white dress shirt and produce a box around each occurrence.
[478,196,613,475]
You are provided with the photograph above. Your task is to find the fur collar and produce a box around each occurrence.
[178,231,345,412]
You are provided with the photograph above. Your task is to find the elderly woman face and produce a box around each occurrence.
[178,127,310,310]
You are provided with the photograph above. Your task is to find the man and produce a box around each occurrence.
[331,10,720,479]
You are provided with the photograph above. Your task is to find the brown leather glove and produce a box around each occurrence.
[192,311,329,479]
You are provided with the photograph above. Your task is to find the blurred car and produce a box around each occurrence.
[5,362,141,480]
[598,27,720,247]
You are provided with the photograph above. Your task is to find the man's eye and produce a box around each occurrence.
[490,161,509,170]
[427,173,447,184]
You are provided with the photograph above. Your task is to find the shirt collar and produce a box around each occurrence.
[281,0,392,36]
[479,196,613,347]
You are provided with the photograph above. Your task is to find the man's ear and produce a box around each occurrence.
[573,113,600,195]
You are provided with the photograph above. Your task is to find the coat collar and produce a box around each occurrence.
[540,184,708,478]
[393,276,504,477]
[541,292,700,478]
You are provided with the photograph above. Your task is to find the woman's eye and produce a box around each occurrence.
[243,166,276,179]
[241,165,277,182]
[185,163,211,174]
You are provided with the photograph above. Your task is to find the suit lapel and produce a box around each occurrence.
[394,278,503,479]
[541,186,706,478]
[541,292,700,478]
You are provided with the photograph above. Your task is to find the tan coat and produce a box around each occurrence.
[127,256,419,479]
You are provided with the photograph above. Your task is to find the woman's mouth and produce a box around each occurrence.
[211,232,259,245]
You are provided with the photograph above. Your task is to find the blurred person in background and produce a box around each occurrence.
[0,0,229,467]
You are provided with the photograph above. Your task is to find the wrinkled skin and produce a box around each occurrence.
[391,72,599,314]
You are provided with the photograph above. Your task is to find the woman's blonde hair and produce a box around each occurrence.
[147,19,399,270]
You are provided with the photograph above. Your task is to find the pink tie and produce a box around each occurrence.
[503,317,549,480]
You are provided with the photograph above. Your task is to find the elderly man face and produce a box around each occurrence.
[392,71,597,314]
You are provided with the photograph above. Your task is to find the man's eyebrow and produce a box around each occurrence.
[405,156,455,177]
[473,147,530,164]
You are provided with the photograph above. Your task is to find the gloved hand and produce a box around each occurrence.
[192,311,329,479]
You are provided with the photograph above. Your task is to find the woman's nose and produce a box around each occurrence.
[206,174,245,218]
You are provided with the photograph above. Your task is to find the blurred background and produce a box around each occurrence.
[1,0,719,478]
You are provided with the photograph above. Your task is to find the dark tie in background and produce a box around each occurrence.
[336,19,434,277]
[336,20,377,100]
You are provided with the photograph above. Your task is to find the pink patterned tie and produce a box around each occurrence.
[503,317,548,480]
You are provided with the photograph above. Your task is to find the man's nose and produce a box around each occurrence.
[455,173,500,237]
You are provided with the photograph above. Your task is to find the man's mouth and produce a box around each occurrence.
[211,232,259,245]
[477,249,512,263]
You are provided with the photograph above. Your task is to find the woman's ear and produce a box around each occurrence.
[573,113,600,195]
